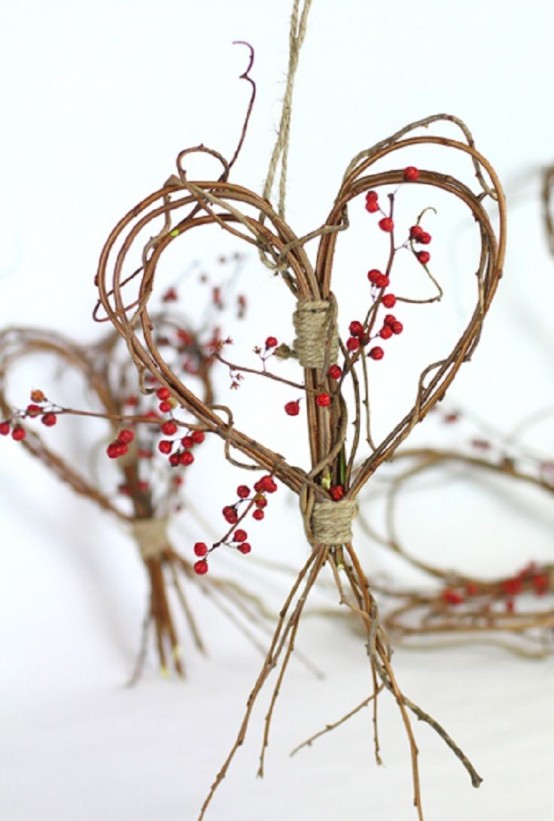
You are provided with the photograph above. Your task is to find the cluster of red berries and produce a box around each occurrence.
[106,428,135,459]
[1,390,59,442]
[409,223,432,266]
[442,562,551,613]
[192,474,278,574]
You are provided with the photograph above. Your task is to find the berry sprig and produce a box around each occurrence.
[192,474,278,574]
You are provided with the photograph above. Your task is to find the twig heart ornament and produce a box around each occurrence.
[0,322,272,680]
[95,113,506,818]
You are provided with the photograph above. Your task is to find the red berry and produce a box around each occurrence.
[233,529,248,543]
[265,336,278,348]
[252,509,264,521]
[379,326,393,339]
[378,217,394,232]
[327,364,342,380]
[416,251,430,265]
[11,425,26,441]
[238,543,251,555]
[391,321,403,335]
[285,400,300,416]
[107,441,126,458]
[194,542,208,557]
[159,400,172,413]
[349,320,364,337]
[384,313,397,327]
[191,430,205,444]
[409,224,424,240]
[26,403,42,417]
[443,589,464,606]
[368,346,384,360]
[168,453,180,466]
[237,485,250,499]
[42,411,57,426]
[0,421,11,435]
[346,336,360,352]
[315,393,331,407]
[532,573,549,596]
[180,451,194,466]
[382,293,396,308]
[254,495,267,508]
[194,559,209,575]
[418,231,432,245]
[161,420,178,436]
[118,429,135,445]
[158,440,173,455]
[181,435,194,449]
[329,485,345,501]
[403,166,420,182]
[156,387,170,400]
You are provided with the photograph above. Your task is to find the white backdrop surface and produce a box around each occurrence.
[1,2,554,820]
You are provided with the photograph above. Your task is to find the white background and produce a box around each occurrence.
[1,1,554,819]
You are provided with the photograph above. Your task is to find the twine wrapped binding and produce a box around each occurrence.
[293,299,338,369]
[311,499,357,545]
[131,518,169,560]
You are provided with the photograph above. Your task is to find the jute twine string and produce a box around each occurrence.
[311,500,358,545]
[262,0,313,219]
[293,299,338,369]
[132,517,170,560]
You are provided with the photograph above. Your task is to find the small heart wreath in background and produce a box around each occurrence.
[93,3,507,818]
[0,299,279,682]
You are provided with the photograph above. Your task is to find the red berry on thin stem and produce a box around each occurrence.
[12,425,26,441]
[0,421,11,435]
[233,529,248,543]
[346,337,360,353]
[252,509,264,521]
[41,412,57,427]
[327,364,342,380]
[368,346,384,360]
[118,429,135,445]
[158,440,173,455]
[315,393,331,408]
[382,293,396,308]
[378,217,394,233]
[329,485,345,501]
[156,387,170,400]
[416,251,430,265]
[349,320,364,337]
[237,485,250,499]
[194,542,208,557]
[161,420,178,436]
[194,559,209,575]
[191,430,205,444]
[265,336,278,348]
[238,543,251,555]
[285,400,300,416]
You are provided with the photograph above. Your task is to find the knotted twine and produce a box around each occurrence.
[131,517,170,560]
[293,299,338,369]
[311,499,357,545]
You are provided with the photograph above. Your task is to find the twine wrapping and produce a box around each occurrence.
[311,499,357,545]
[131,517,169,560]
[293,300,338,369]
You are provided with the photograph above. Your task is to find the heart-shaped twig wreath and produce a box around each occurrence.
[0,318,277,681]
[95,112,506,818]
